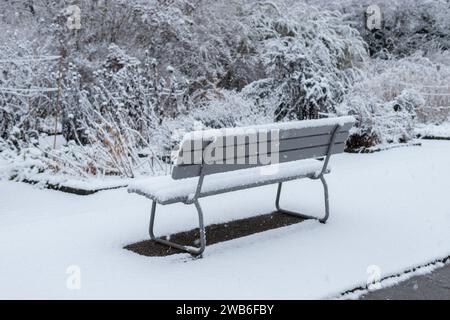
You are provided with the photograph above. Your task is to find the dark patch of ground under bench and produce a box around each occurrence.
[125,211,305,257]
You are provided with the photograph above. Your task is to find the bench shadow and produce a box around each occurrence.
[124,211,305,257]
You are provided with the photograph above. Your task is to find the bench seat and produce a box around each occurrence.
[128,159,327,205]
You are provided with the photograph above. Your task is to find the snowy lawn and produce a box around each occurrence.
[0,140,449,299]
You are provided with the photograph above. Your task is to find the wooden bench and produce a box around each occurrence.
[128,116,355,255]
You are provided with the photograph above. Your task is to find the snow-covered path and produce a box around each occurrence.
[0,141,449,299]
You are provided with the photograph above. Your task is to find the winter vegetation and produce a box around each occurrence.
[1,0,450,183]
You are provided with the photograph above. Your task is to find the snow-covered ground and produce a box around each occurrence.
[0,140,449,299]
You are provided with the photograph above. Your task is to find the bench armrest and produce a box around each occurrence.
[314,123,342,179]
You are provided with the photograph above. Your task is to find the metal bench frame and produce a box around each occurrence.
[148,123,342,256]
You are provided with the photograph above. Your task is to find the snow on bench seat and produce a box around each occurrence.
[128,159,326,205]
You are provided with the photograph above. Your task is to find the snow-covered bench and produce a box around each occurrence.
[128,116,355,255]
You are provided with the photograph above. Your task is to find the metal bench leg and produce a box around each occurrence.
[319,175,330,224]
[149,200,206,256]
[275,176,330,224]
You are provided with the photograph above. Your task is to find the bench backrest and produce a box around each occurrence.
[172,116,355,180]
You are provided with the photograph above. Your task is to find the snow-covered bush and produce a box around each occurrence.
[341,90,420,149]
[310,0,450,58]
[56,45,185,178]
[0,31,58,141]
[339,53,450,149]
[152,1,367,126]
[0,41,183,179]
[159,2,367,145]
[234,2,367,121]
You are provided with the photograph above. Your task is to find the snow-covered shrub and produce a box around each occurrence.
[310,0,450,58]
[338,53,450,149]
[0,41,184,180]
[159,0,369,148]
[237,3,366,121]
[241,3,365,118]
[56,46,184,178]
[342,90,420,150]
[0,32,58,141]
[0,137,49,182]
[188,90,271,129]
